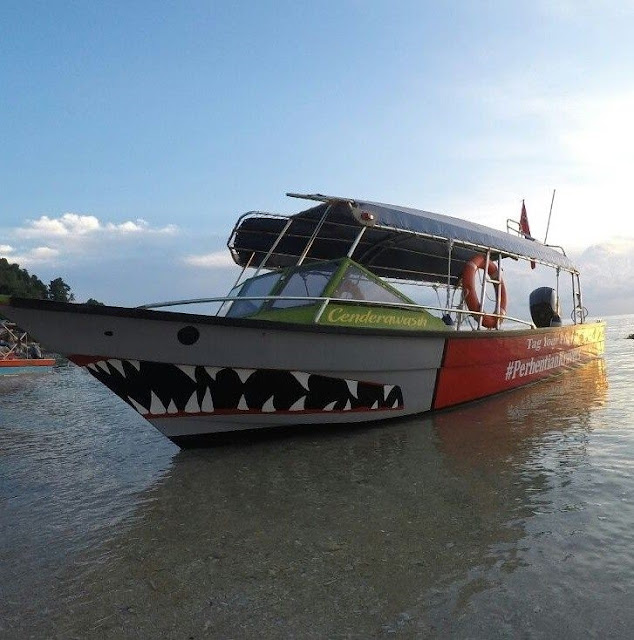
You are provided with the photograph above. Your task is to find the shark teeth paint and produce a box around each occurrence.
[184,392,199,414]
[201,388,214,412]
[107,359,126,376]
[176,364,197,382]
[79,358,404,419]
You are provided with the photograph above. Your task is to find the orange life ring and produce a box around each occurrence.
[461,254,507,329]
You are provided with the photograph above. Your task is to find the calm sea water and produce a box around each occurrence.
[1,316,633,639]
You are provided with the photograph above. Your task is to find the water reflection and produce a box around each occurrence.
[427,359,608,629]
[0,365,175,637]
[4,361,610,639]
[434,359,607,464]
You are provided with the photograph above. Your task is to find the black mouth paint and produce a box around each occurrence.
[84,359,403,416]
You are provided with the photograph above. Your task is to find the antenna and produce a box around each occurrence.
[544,189,556,244]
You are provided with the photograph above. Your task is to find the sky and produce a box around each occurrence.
[2,1,634,315]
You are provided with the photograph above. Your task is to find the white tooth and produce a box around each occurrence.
[128,396,148,415]
[86,363,98,372]
[289,396,306,411]
[236,369,255,383]
[185,392,199,413]
[167,400,178,414]
[128,360,141,371]
[108,359,125,376]
[344,399,351,411]
[238,395,249,410]
[291,371,311,391]
[262,396,276,412]
[94,361,107,372]
[323,401,337,411]
[201,388,214,412]
[371,401,379,410]
[177,364,197,381]
[345,379,359,398]
[150,392,165,415]
[204,367,219,381]
[383,384,395,400]
[392,398,400,409]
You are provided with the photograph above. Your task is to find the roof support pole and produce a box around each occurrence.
[477,251,491,330]
[446,240,453,309]
[573,273,586,324]
[571,271,577,325]
[229,251,256,291]
[297,205,332,266]
[252,218,294,278]
[347,226,367,259]
[494,254,502,329]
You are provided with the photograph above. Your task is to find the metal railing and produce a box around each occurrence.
[138,295,534,330]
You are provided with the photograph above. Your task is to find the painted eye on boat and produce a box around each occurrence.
[177,326,200,346]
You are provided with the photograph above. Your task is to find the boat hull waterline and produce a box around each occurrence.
[0,299,605,443]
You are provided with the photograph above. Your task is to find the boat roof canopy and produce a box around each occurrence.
[229,193,577,284]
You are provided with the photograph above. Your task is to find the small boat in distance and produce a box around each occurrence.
[0,192,605,445]
[0,321,56,375]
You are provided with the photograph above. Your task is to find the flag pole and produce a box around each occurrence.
[544,189,556,244]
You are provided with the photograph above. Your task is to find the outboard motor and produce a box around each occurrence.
[529,287,562,327]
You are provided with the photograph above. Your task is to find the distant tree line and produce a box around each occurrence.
[0,257,102,304]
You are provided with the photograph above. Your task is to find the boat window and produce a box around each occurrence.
[221,272,283,318]
[271,264,337,309]
[333,264,409,304]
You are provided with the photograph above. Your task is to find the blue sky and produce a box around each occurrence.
[2,1,634,313]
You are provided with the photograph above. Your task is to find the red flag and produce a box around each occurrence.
[520,200,536,269]
[520,200,532,238]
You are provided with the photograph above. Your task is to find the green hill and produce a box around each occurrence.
[0,257,75,302]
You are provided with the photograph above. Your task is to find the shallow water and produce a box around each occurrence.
[1,316,633,638]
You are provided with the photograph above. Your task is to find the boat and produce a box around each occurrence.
[0,321,56,375]
[0,192,605,445]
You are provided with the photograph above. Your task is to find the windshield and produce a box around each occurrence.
[219,271,283,318]
[332,264,410,304]
[271,264,338,309]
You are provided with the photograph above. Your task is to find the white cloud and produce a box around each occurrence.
[30,246,60,260]
[183,251,236,268]
[3,212,180,268]
[16,213,178,240]
[17,213,100,238]
[576,240,634,288]
[3,246,60,267]
[568,239,634,315]
[104,219,178,234]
